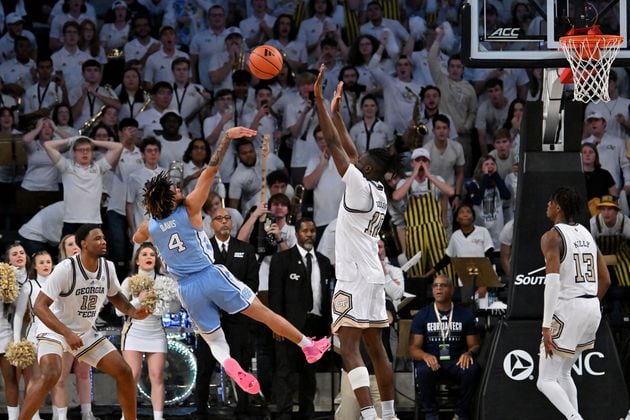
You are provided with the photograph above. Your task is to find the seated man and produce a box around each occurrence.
[409,275,481,420]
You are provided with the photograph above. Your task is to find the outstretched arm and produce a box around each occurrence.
[186,126,257,214]
[330,82,358,163]
[314,65,350,177]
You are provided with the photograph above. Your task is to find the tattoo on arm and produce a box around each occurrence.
[209,134,231,167]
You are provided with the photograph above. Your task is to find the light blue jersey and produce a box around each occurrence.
[149,206,215,278]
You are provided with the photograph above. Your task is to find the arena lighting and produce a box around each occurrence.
[138,339,197,405]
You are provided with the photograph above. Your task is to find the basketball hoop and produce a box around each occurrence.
[559,34,624,103]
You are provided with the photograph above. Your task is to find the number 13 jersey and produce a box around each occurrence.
[149,205,215,279]
[554,223,599,299]
[335,164,387,284]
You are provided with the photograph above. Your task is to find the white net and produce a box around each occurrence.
[559,35,623,103]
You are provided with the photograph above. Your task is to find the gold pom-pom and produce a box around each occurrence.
[0,262,18,303]
[143,289,158,312]
[128,274,154,296]
[5,340,37,369]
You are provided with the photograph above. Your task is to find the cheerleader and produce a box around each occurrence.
[53,235,99,420]
[119,242,178,420]
[1,244,25,420]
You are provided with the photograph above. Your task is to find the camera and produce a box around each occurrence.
[264,216,278,246]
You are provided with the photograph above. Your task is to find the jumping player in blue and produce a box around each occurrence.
[133,126,331,395]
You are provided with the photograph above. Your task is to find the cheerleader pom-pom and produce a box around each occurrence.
[142,289,158,312]
[128,274,154,296]
[5,340,37,369]
[0,263,18,303]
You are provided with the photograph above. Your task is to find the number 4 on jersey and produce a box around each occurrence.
[168,233,186,252]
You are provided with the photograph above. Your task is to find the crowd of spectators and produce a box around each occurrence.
[2,0,630,417]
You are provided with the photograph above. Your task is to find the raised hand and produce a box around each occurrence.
[226,126,257,139]
[314,64,325,99]
[331,81,344,115]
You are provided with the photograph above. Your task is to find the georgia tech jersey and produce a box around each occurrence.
[554,223,599,298]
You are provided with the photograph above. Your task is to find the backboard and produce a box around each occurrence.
[462,0,630,68]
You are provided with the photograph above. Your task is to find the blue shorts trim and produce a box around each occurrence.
[177,264,255,332]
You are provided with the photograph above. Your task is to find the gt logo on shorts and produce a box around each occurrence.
[333,291,353,317]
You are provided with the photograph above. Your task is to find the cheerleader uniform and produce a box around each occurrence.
[5,267,27,348]
[119,270,174,353]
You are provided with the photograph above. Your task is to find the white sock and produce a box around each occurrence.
[381,400,395,419]
[81,404,91,414]
[53,406,59,420]
[33,411,42,420]
[360,406,378,420]
[57,407,68,420]
[298,335,313,348]
[153,410,163,420]
[200,328,231,364]
[7,406,19,420]
[537,353,581,419]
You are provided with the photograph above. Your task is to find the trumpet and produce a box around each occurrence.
[404,87,428,150]
[138,90,152,115]
[107,48,124,59]
[79,105,107,135]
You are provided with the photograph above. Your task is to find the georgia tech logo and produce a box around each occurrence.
[503,350,534,381]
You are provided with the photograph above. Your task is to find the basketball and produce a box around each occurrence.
[248,45,283,80]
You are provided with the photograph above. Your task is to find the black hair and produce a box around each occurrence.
[272,14,297,41]
[360,93,378,108]
[267,169,289,186]
[255,84,273,96]
[348,34,382,66]
[454,202,476,225]
[151,81,174,95]
[447,53,462,67]
[62,20,81,34]
[13,35,30,52]
[82,59,102,72]
[485,77,503,90]
[119,117,139,131]
[232,70,252,84]
[420,85,440,100]
[62,0,87,14]
[215,88,233,99]
[268,193,290,208]
[295,217,315,233]
[143,171,175,220]
[549,186,582,221]
[235,138,254,154]
[182,138,210,164]
[320,37,338,49]
[140,136,162,153]
[52,103,74,127]
[37,56,53,66]
[308,0,334,16]
[502,98,525,131]
[75,224,101,249]
[338,65,359,81]
[366,148,396,174]
[432,114,450,128]
[89,123,117,142]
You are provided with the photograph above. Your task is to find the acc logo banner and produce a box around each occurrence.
[487,27,521,40]
[503,350,534,381]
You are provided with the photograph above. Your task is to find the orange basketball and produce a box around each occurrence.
[248,45,284,80]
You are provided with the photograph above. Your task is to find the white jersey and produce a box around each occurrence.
[38,255,120,335]
[335,164,387,284]
[554,223,599,299]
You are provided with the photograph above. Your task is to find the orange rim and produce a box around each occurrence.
[560,35,624,59]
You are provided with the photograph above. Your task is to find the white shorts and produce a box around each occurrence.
[37,329,116,367]
[0,320,11,353]
[548,297,601,357]
[331,279,388,333]
[121,321,167,353]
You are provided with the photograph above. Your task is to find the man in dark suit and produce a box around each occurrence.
[194,207,259,420]
[269,217,334,420]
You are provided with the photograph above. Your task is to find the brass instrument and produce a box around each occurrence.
[107,48,124,59]
[404,87,428,150]
[79,105,106,135]
[138,90,152,114]
[232,43,246,72]
[286,184,304,225]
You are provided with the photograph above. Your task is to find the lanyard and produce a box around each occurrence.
[37,82,51,108]
[174,83,189,114]
[87,90,96,116]
[364,118,377,151]
[433,302,453,342]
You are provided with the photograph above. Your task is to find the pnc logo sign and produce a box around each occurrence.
[503,350,534,381]
[503,349,606,381]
